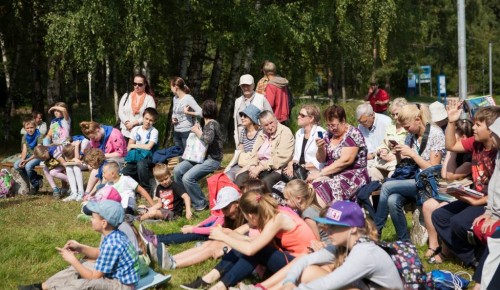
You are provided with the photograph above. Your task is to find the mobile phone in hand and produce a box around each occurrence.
[318,131,323,139]
[389,140,399,146]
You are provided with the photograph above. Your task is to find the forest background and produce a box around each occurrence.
[1,0,500,146]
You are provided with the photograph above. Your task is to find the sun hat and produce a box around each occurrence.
[212,187,240,210]
[489,117,500,137]
[429,101,448,123]
[85,200,125,227]
[239,74,254,86]
[239,104,262,125]
[315,201,365,228]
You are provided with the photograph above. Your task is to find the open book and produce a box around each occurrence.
[442,185,485,199]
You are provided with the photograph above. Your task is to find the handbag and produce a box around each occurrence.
[390,123,430,180]
[281,163,309,183]
[182,132,207,163]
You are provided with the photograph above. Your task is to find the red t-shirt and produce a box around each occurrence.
[368,89,390,113]
[265,84,289,122]
[461,136,498,193]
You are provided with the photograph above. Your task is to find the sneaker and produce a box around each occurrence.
[159,243,174,270]
[148,241,159,264]
[53,187,61,199]
[75,192,84,202]
[18,283,42,290]
[63,192,78,202]
[139,224,158,247]
[180,276,210,290]
[194,203,208,212]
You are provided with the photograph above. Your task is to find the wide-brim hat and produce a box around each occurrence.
[239,104,262,125]
[489,117,500,137]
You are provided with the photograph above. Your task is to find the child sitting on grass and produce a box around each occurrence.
[136,163,192,222]
[122,107,159,194]
[14,118,44,194]
[18,200,139,290]
[100,161,155,214]
[33,145,68,199]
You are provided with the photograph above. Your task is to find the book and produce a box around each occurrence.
[444,185,485,199]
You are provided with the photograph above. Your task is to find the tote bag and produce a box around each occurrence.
[182,133,207,163]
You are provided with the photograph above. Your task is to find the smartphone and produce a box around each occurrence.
[318,131,324,139]
[389,140,399,146]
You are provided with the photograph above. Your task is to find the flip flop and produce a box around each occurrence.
[427,252,448,264]
[425,246,442,259]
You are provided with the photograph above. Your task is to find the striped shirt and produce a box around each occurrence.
[240,128,262,153]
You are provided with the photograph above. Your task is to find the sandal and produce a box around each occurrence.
[425,246,442,258]
[427,252,448,264]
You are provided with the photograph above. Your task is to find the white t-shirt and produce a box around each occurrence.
[110,175,138,209]
[130,126,158,145]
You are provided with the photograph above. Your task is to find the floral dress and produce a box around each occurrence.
[314,125,369,203]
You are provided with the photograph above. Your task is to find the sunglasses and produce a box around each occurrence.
[239,113,249,119]
[133,82,144,87]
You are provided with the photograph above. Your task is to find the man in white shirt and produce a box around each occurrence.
[356,103,392,160]
[233,74,272,146]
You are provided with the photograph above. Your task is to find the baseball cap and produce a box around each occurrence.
[429,101,448,123]
[212,187,240,210]
[85,200,125,228]
[489,117,500,137]
[315,201,365,228]
[239,74,254,86]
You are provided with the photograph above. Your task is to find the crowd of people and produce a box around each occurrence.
[14,63,500,290]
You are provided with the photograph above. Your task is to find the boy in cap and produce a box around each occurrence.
[19,200,139,290]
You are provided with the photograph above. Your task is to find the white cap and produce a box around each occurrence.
[489,117,500,137]
[429,101,448,123]
[212,187,240,210]
[239,74,254,86]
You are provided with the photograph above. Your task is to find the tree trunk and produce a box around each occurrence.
[105,55,110,100]
[327,67,335,105]
[206,47,223,100]
[0,31,13,141]
[113,61,119,120]
[187,35,207,101]
[243,45,254,72]
[88,71,93,121]
[217,49,242,145]
[47,58,61,105]
[340,55,346,103]
[179,38,191,79]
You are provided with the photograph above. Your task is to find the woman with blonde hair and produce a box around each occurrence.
[283,104,326,179]
[181,190,317,290]
[374,103,445,241]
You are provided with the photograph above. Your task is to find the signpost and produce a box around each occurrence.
[438,74,447,103]
[419,65,432,98]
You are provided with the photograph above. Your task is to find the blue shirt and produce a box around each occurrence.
[95,230,139,285]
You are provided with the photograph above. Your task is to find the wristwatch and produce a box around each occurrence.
[222,246,229,255]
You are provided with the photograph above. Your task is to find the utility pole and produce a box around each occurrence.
[457,0,467,101]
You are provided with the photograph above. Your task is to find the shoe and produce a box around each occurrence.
[139,224,157,247]
[18,283,42,290]
[63,192,78,202]
[424,246,442,259]
[75,192,84,202]
[53,187,61,199]
[180,276,210,290]
[148,241,159,264]
[427,252,448,264]
[159,243,174,270]
[194,203,208,212]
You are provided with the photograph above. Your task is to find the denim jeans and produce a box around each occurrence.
[215,246,294,287]
[432,200,485,266]
[173,131,191,153]
[122,157,153,193]
[14,155,42,189]
[173,157,220,209]
[374,179,417,241]
[157,232,209,245]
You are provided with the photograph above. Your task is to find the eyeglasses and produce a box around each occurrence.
[298,113,309,118]
[326,123,341,128]
[133,82,144,87]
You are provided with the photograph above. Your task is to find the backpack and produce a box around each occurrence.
[0,169,15,197]
[377,240,428,289]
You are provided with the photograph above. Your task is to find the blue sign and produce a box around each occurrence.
[438,75,446,95]
[408,70,416,89]
[420,65,432,84]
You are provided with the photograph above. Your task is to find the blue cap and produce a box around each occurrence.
[239,104,262,125]
[85,200,124,228]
